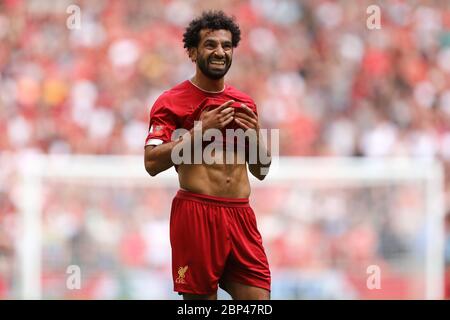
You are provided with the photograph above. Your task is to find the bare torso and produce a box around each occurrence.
[177,149,250,198]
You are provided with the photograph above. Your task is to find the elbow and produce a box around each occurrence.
[256,174,267,181]
[250,165,270,181]
[255,172,268,181]
[257,163,271,180]
[145,147,160,177]
[145,160,159,177]
[147,167,159,177]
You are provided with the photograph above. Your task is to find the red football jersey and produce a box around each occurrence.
[145,80,258,147]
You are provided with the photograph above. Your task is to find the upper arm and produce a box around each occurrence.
[144,95,177,148]
[144,145,156,159]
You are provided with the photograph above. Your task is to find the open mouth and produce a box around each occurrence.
[209,60,226,67]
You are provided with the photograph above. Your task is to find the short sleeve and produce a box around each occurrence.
[145,96,177,147]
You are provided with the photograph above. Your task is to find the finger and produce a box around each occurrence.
[237,117,254,128]
[235,112,257,125]
[238,104,257,119]
[220,107,235,116]
[235,114,257,129]
[221,116,234,127]
[216,100,235,112]
[220,112,234,124]
[234,118,250,130]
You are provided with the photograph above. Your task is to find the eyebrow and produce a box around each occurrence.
[203,39,232,45]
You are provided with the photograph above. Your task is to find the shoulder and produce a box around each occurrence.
[151,81,191,109]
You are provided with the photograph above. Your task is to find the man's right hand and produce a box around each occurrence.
[198,100,235,131]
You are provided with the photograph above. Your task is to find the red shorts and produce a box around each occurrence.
[170,189,271,295]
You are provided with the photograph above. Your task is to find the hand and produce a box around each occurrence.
[198,100,235,131]
[234,104,260,132]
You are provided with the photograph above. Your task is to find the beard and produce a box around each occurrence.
[197,55,232,80]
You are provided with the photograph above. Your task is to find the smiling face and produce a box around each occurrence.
[191,29,233,80]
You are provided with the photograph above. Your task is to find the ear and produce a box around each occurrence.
[188,48,197,63]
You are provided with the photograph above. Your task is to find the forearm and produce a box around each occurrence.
[145,128,196,176]
[145,141,178,176]
[248,132,271,180]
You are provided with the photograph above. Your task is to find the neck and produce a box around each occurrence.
[191,71,225,93]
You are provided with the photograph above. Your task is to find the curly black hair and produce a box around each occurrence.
[183,10,241,51]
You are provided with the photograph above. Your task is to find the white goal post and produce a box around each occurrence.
[13,154,445,299]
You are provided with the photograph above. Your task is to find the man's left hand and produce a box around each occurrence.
[234,104,260,133]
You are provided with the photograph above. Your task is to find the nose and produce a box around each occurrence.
[214,46,225,58]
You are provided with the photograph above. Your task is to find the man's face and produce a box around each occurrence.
[193,29,233,80]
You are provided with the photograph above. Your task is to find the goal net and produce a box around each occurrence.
[0,154,445,299]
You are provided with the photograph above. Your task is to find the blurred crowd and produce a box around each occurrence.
[32,182,433,299]
[1,0,450,298]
